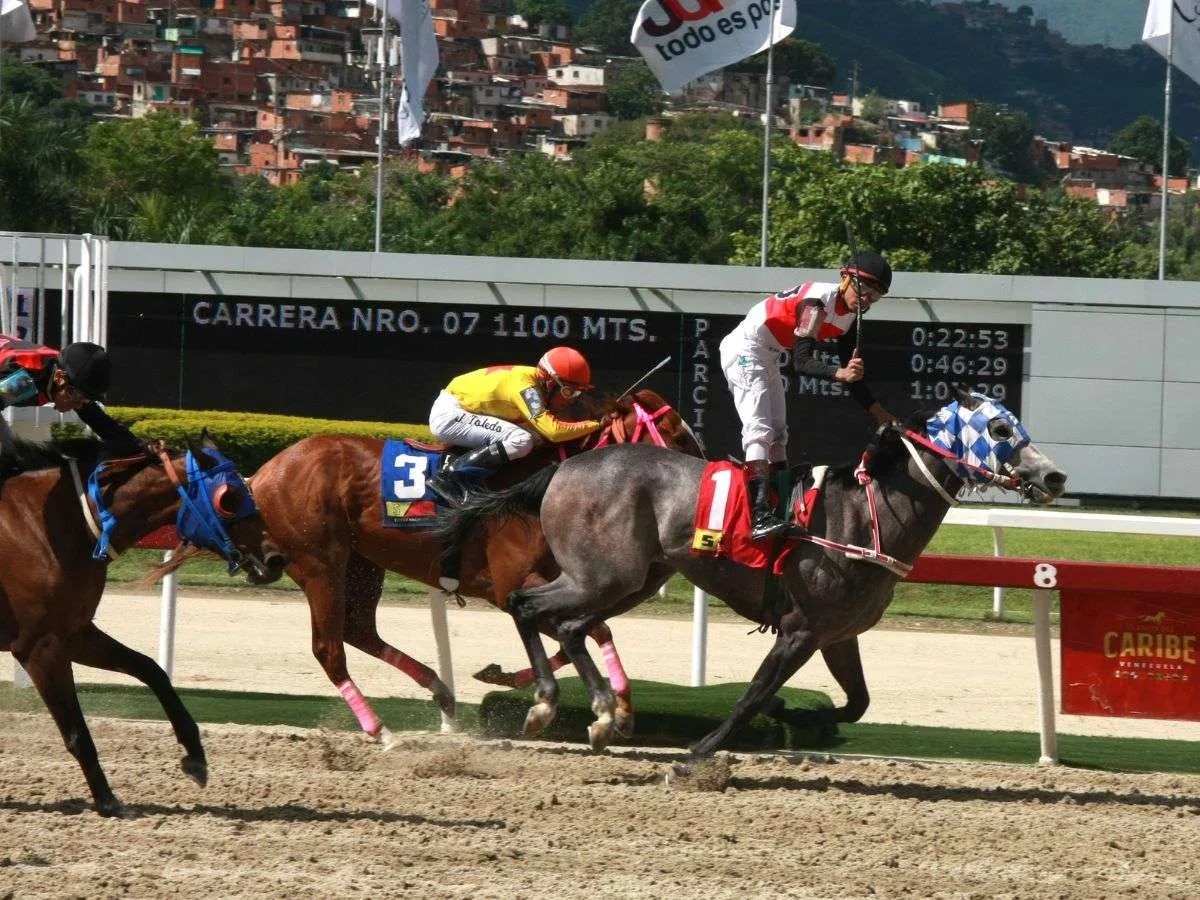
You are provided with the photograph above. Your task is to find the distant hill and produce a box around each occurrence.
[791,0,1200,149]
[948,0,1146,49]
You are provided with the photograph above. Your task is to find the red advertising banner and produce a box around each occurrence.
[1061,589,1200,720]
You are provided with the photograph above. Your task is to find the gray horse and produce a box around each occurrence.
[440,388,1067,761]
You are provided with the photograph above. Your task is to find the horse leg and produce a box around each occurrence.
[292,559,391,746]
[555,616,618,752]
[18,636,123,816]
[473,646,572,689]
[71,623,207,787]
[507,587,562,738]
[687,620,821,761]
[770,637,870,728]
[342,554,456,726]
[588,622,635,739]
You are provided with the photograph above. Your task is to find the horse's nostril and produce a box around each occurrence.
[1046,471,1067,489]
[264,552,286,570]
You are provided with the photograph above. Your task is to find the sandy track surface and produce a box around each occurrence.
[26,589,1200,742]
[1,715,1199,899]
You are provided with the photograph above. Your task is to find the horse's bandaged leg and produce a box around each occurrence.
[599,641,630,696]
[336,679,383,737]
[382,646,437,688]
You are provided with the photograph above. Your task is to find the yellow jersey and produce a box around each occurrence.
[446,365,601,443]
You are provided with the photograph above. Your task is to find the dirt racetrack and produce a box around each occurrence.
[1,714,1199,898]
[4,592,1200,898]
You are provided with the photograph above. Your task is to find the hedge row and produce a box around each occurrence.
[101,406,434,472]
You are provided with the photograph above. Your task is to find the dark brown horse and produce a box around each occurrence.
[0,434,285,816]
[249,389,702,747]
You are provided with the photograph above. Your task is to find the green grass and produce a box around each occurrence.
[5,679,1197,775]
[113,507,1200,627]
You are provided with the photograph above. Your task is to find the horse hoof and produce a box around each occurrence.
[379,726,402,752]
[588,718,614,753]
[96,797,131,818]
[614,709,635,739]
[522,702,555,738]
[432,686,457,718]
[473,664,518,688]
[180,755,208,788]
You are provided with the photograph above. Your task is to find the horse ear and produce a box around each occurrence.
[199,428,219,452]
[952,383,978,407]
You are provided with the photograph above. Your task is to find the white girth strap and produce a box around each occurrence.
[67,458,117,558]
[900,435,960,507]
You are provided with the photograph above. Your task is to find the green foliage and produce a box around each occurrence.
[730,37,837,87]
[0,94,88,232]
[573,0,639,52]
[732,154,1148,276]
[605,62,663,120]
[106,406,433,472]
[857,91,889,124]
[1108,115,1190,176]
[77,112,232,240]
[968,102,1048,184]
[515,0,573,27]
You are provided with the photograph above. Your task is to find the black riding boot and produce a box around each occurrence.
[430,442,508,505]
[749,476,790,541]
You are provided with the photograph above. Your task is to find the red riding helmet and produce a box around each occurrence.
[537,346,593,391]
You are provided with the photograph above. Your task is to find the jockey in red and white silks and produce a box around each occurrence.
[719,251,895,540]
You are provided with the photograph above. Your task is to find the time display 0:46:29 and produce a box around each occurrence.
[910,354,1009,376]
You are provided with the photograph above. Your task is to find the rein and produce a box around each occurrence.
[81,451,162,562]
[784,425,1023,578]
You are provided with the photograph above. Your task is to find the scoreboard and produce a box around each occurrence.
[107,292,1025,467]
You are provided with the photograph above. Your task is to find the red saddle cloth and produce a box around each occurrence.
[690,461,768,569]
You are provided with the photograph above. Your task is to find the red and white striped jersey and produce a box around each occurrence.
[729,282,854,351]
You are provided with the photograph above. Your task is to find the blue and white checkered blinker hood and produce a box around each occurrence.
[925,394,1031,482]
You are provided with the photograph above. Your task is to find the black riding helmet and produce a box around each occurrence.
[841,250,893,293]
[57,342,112,401]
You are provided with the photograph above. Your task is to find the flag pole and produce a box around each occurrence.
[758,25,776,267]
[1158,15,1173,281]
[373,2,390,254]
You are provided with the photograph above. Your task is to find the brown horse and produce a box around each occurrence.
[0,434,286,816]
[248,389,702,747]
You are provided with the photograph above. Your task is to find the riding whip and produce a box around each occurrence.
[617,355,672,400]
[843,220,864,355]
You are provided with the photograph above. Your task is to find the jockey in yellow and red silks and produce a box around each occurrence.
[427,346,601,503]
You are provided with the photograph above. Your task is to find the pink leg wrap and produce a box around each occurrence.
[381,646,434,688]
[336,679,382,736]
[600,641,630,695]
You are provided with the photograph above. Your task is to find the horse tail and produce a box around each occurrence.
[434,464,558,558]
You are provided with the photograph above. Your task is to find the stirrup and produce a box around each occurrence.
[751,516,791,542]
[429,475,466,506]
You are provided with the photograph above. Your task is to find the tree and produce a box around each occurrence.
[968,102,1048,184]
[605,63,663,121]
[857,91,889,124]
[733,39,837,88]
[514,0,572,28]
[0,95,87,232]
[574,0,639,52]
[77,112,231,239]
[1108,115,1190,176]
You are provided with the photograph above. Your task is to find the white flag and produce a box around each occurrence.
[631,0,795,94]
[0,0,36,43]
[366,0,439,145]
[1144,0,1200,87]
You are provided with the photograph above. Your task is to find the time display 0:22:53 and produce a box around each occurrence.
[909,326,1011,350]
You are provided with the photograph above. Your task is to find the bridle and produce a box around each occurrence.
[785,416,1029,577]
[593,401,674,449]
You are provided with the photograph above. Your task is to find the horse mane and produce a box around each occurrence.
[826,409,933,487]
[0,436,159,483]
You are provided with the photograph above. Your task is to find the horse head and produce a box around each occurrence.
[99,431,287,584]
[585,388,705,457]
[891,385,1067,504]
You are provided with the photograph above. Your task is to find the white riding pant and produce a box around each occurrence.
[719,333,788,466]
[428,391,538,460]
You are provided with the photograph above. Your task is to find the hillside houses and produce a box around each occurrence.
[9,0,1190,209]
